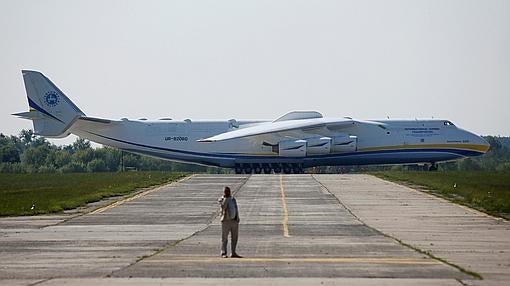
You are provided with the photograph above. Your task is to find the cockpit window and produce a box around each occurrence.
[443,121,455,126]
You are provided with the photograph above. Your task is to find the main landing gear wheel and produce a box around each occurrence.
[273,166,282,174]
[429,163,438,171]
[263,166,272,174]
[243,165,252,174]
[254,166,262,174]
[234,166,243,174]
[292,164,304,174]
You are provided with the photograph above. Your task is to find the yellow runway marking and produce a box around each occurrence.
[156,257,439,265]
[90,175,193,215]
[279,175,290,237]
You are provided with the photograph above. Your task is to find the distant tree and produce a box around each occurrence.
[0,135,20,163]
[73,148,95,165]
[458,158,482,171]
[19,129,34,147]
[87,158,107,172]
[485,136,502,153]
[97,147,121,172]
[52,150,72,168]
[72,138,91,151]
[60,162,85,173]
[30,136,50,148]
[21,145,52,168]
[119,153,134,169]
[497,162,510,171]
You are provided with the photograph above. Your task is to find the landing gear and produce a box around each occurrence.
[429,163,438,171]
[234,163,305,174]
[243,164,252,174]
[292,164,304,174]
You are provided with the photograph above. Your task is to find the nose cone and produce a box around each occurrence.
[478,136,491,153]
[471,133,490,154]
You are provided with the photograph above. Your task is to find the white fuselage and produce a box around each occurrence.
[70,117,489,169]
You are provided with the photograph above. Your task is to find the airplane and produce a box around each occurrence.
[14,70,490,174]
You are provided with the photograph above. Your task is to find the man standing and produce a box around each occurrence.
[218,186,242,258]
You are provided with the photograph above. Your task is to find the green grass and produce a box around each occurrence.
[0,172,186,216]
[372,171,510,219]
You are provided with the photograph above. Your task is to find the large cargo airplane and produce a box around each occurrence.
[15,70,490,174]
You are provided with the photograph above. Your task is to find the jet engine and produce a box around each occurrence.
[306,136,331,155]
[279,139,307,157]
[331,135,357,153]
[276,135,356,157]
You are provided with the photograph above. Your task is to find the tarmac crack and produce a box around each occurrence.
[27,278,52,286]
[106,175,251,278]
[311,174,482,280]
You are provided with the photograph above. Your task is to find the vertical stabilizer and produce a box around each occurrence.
[14,70,85,138]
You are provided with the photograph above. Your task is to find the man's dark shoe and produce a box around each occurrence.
[231,253,243,258]
[221,253,228,258]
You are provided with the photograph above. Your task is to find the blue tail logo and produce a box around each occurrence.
[44,91,60,107]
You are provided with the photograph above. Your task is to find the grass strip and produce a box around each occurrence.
[371,171,510,219]
[0,172,185,216]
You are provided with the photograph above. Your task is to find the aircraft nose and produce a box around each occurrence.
[473,134,490,153]
[480,136,490,153]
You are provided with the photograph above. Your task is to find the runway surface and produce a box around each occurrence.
[0,174,508,286]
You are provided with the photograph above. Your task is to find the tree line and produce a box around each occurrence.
[0,130,226,173]
[0,130,509,173]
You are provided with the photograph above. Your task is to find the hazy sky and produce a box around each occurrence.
[1,0,509,145]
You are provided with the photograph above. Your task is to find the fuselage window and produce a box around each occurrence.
[443,121,455,126]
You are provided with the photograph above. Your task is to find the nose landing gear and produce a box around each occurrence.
[429,163,438,171]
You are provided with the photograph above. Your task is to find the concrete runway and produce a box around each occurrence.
[0,174,508,285]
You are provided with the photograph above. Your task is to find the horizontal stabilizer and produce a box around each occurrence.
[12,110,44,120]
[79,116,112,124]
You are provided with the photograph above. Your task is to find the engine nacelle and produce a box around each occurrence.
[279,139,307,157]
[306,137,331,155]
[331,135,357,153]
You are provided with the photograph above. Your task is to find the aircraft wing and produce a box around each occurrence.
[198,117,385,142]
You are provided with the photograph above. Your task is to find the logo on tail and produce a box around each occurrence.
[44,91,60,107]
